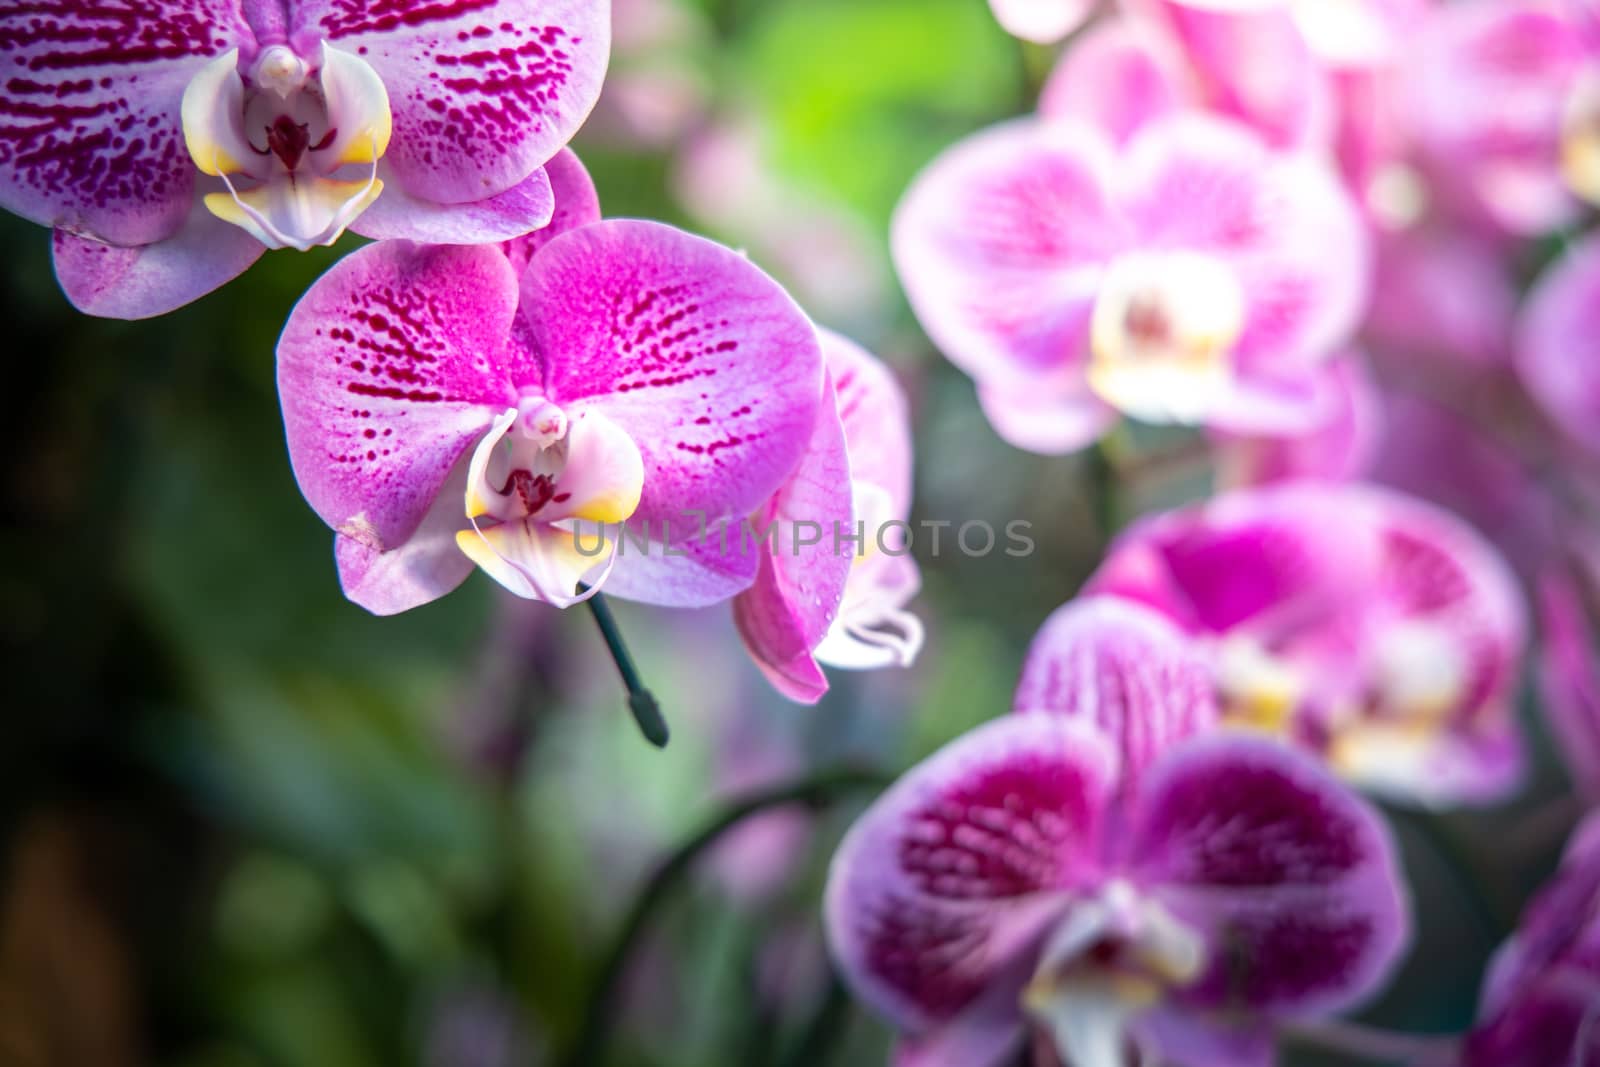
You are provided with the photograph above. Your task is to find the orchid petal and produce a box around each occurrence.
[294,0,611,205]
[52,186,264,320]
[1517,234,1600,458]
[599,520,760,608]
[205,168,382,250]
[316,41,392,167]
[1128,736,1410,1021]
[0,1,245,245]
[500,148,600,273]
[977,378,1119,455]
[814,552,926,671]
[892,117,1123,393]
[825,715,1116,1033]
[1039,18,1185,144]
[522,219,824,531]
[825,328,915,522]
[988,0,1096,44]
[1536,575,1600,804]
[180,48,258,178]
[1212,355,1381,488]
[351,163,554,244]
[1013,597,1219,787]
[733,371,854,705]
[277,240,520,551]
[335,453,475,615]
[1367,226,1517,370]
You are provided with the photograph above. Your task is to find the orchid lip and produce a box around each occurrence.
[182,42,393,250]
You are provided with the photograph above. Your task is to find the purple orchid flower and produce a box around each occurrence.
[1,0,610,319]
[1518,233,1600,460]
[276,152,823,613]
[734,328,922,704]
[1085,482,1528,807]
[1459,813,1600,1067]
[825,597,1410,1067]
[892,112,1368,455]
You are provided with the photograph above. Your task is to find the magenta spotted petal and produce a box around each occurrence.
[1014,597,1218,787]
[294,0,611,206]
[825,715,1115,1035]
[1517,234,1600,458]
[349,163,555,244]
[523,219,824,530]
[0,0,247,246]
[278,240,521,553]
[1126,736,1409,1022]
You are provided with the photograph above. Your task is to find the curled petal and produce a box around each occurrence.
[277,241,520,551]
[180,48,259,179]
[0,1,245,245]
[352,163,555,244]
[814,552,926,671]
[522,219,825,530]
[825,715,1116,1035]
[892,118,1124,393]
[52,187,264,320]
[733,373,853,705]
[294,0,611,205]
[1517,234,1600,458]
[316,42,392,168]
[1013,597,1218,785]
[988,0,1096,44]
[1128,736,1410,1021]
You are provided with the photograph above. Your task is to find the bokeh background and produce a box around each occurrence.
[0,1,1579,1064]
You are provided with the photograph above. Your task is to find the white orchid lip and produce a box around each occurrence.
[1023,881,1206,1067]
[1087,250,1247,426]
[181,42,393,251]
[812,479,925,671]
[456,402,646,608]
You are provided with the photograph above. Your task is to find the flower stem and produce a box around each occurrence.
[1284,1020,1459,1066]
[581,588,669,748]
[559,767,894,1067]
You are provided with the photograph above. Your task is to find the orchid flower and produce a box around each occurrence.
[276,154,823,614]
[1410,0,1593,235]
[734,328,922,704]
[1459,813,1600,1067]
[1085,483,1527,807]
[893,112,1368,455]
[1518,233,1600,460]
[1,0,609,319]
[825,598,1410,1067]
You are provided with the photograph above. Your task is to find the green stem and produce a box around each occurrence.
[775,968,853,1067]
[582,588,669,748]
[559,767,894,1067]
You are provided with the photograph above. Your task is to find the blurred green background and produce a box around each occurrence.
[0,1,1575,1064]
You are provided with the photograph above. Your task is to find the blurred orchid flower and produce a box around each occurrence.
[1211,354,1382,489]
[735,329,922,704]
[1459,813,1600,1067]
[276,153,823,614]
[1410,0,1593,235]
[893,113,1368,455]
[1086,483,1528,807]
[989,0,1097,44]
[2,0,610,319]
[826,598,1410,1067]
[1517,233,1600,459]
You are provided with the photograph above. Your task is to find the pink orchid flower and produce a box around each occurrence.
[1085,483,1527,807]
[1459,813,1600,1067]
[1409,0,1594,235]
[1,0,610,319]
[893,112,1368,455]
[276,153,823,614]
[825,597,1409,1067]
[988,0,1097,44]
[734,328,922,704]
[1518,233,1600,460]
